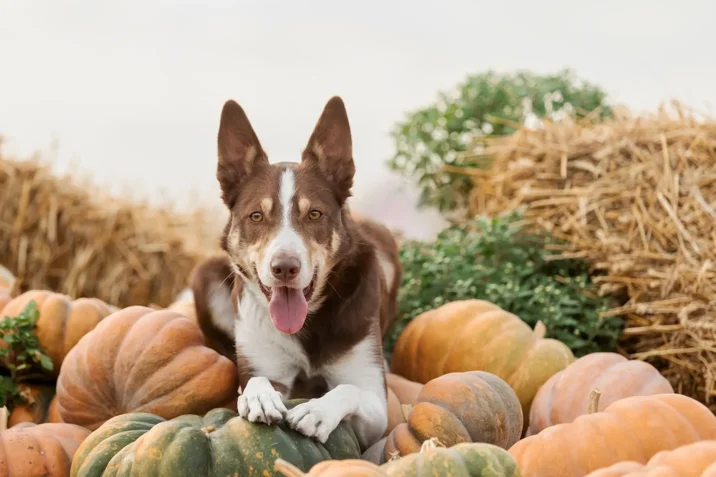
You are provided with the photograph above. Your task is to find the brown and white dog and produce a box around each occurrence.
[189,96,402,451]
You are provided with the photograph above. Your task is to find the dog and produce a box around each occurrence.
[189,96,402,451]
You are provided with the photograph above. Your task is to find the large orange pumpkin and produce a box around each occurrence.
[0,407,90,477]
[509,391,716,476]
[585,440,716,477]
[391,299,574,419]
[56,306,239,430]
[8,384,62,427]
[384,371,523,460]
[1,291,117,374]
[527,352,673,436]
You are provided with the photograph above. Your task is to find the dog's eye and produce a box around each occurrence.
[308,209,322,220]
[249,212,263,222]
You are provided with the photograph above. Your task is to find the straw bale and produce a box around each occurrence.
[0,148,223,308]
[459,104,716,411]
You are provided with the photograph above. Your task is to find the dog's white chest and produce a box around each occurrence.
[234,288,313,388]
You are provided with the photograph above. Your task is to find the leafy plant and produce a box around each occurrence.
[387,211,623,358]
[0,300,54,409]
[388,69,612,212]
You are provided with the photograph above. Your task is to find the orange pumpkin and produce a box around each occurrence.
[384,371,523,460]
[56,306,239,430]
[275,458,386,477]
[1,291,117,374]
[0,406,90,477]
[385,373,423,437]
[527,352,673,436]
[391,300,575,420]
[167,297,197,322]
[8,384,62,427]
[585,440,716,477]
[509,391,716,476]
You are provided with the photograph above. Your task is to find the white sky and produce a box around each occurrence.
[1,0,715,239]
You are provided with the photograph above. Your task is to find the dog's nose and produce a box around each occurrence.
[271,254,301,282]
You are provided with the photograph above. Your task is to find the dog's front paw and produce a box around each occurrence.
[237,377,287,425]
[286,400,342,443]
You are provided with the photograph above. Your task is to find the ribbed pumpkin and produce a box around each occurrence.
[70,402,361,477]
[384,371,523,461]
[386,373,422,437]
[509,391,716,476]
[8,384,62,426]
[390,299,574,419]
[1,291,117,374]
[275,439,522,477]
[527,352,674,436]
[0,406,90,477]
[585,440,716,477]
[56,306,239,430]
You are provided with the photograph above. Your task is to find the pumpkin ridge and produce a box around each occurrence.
[127,350,226,412]
[76,336,119,418]
[115,311,183,405]
[58,296,73,365]
[621,398,702,452]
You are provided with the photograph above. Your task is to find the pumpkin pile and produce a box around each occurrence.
[3,281,716,476]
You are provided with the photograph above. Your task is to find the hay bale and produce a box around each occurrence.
[0,148,223,308]
[459,104,716,411]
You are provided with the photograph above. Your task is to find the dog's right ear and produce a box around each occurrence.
[217,100,268,208]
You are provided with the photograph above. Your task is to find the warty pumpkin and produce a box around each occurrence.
[70,401,361,477]
[527,352,673,436]
[0,406,90,477]
[8,384,62,426]
[56,306,239,430]
[1,291,117,374]
[584,440,716,477]
[509,390,716,477]
[384,371,523,461]
[390,299,574,419]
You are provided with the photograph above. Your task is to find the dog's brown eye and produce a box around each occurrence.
[308,209,322,220]
[249,212,263,222]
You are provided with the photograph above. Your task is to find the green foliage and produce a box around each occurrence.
[388,69,612,212]
[0,300,54,409]
[387,211,623,358]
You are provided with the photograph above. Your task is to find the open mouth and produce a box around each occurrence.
[256,269,316,303]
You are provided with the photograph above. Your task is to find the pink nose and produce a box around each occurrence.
[271,254,301,282]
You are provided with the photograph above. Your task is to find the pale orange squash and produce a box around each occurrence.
[585,440,716,477]
[385,373,423,437]
[391,299,574,419]
[275,458,386,477]
[509,391,716,477]
[56,306,239,430]
[1,291,117,374]
[167,297,197,322]
[527,352,673,435]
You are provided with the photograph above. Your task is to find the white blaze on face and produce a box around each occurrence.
[258,169,313,289]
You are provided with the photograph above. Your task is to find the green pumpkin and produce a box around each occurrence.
[380,439,521,477]
[70,401,361,477]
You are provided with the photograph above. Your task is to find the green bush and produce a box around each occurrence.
[386,211,623,358]
[388,69,612,212]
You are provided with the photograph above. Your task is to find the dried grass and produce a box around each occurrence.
[457,103,716,411]
[0,148,223,308]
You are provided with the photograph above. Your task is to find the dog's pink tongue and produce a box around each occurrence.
[268,287,308,334]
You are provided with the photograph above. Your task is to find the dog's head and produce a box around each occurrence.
[216,96,355,335]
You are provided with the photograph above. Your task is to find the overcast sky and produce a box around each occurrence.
[2,0,715,238]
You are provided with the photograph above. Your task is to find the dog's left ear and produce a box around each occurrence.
[302,96,355,204]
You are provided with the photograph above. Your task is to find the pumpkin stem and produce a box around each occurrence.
[400,404,412,421]
[420,437,445,453]
[587,388,602,414]
[0,406,7,432]
[201,425,216,434]
[274,458,306,477]
[533,321,547,340]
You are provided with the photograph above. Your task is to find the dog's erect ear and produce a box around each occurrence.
[302,96,355,204]
[217,100,268,207]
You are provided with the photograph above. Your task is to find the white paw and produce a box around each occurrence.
[237,377,287,425]
[286,400,341,443]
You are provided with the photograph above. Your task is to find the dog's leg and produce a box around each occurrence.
[237,376,288,425]
[285,336,387,449]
